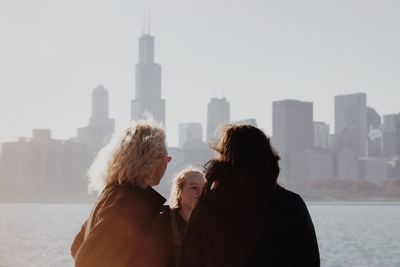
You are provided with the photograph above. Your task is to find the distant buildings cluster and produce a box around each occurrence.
[272,94,400,186]
[1,33,399,201]
[0,86,112,201]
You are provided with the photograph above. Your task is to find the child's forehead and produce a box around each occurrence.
[185,173,206,182]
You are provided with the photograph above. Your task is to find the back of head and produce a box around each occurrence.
[205,124,280,199]
[88,119,167,194]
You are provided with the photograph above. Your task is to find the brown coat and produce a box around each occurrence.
[71,183,171,267]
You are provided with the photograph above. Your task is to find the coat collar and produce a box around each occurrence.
[132,184,166,208]
[113,182,166,208]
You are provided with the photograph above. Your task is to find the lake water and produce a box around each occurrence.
[0,203,399,267]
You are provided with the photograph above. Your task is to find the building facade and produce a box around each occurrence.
[313,121,330,148]
[76,85,114,150]
[131,34,166,126]
[272,99,314,159]
[382,113,400,157]
[335,93,367,156]
[179,122,204,149]
[206,97,230,142]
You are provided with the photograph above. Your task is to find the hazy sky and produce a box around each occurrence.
[1,0,399,147]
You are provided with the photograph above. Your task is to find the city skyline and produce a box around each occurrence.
[1,31,399,201]
[1,83,398,201]
[3,80,398,149]
[1,0,400,147]
[1,76,399,148]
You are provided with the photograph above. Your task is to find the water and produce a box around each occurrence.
[0,203,399,267]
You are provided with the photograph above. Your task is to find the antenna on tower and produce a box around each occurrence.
[147,12,152,34]
[142,15,146,35]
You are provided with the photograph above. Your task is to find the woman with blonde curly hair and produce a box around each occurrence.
[71,120,172,267]
[168,167,206,265]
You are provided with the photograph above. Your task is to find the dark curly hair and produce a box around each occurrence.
[204,124,281,200]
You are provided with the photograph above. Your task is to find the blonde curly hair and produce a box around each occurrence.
[88,119,167,194]
[169,166,204,209]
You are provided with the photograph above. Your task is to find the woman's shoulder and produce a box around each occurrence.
[95,183,161,219]
[273,185,303,201]
[271,185,310,216]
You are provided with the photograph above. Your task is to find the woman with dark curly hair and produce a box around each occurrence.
[181,124,320,267]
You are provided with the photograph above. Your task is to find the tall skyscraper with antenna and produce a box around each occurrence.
[131,26,165,126]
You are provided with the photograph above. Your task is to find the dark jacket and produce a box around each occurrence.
[181,172,320,267]
[71,182,171,267]
[170,208,187,267]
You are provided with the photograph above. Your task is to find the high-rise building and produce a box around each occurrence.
[206,97,230,142]
[334,93,367,156]
[367,107,381,128]
[131,34,165,126]
[272,99,314,159]
[179,122,203,149]
[382,113,400,156]
[90,85,111,126]
[367,107,382,156]
[368,126,382,157]
[76,85,115,149]
[313,121,330,148]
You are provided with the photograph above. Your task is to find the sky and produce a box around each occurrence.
[1,0,400,147]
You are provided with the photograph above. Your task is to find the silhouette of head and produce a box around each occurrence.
[210,124,281,189]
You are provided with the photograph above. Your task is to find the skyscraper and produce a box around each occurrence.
[179,122,203,149]
[272,99,314,159]
[367,107,382,156]
[334,93,367,156]
[131,33,165,126]
[206,97,230,142]
[76,85,114,148]
[313,121,330,148]
[382,113,400,156]
[367,107,381,128]
[89,85,114,130]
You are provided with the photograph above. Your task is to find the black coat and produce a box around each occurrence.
[71,182,172,267]
[181,181,320,267]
